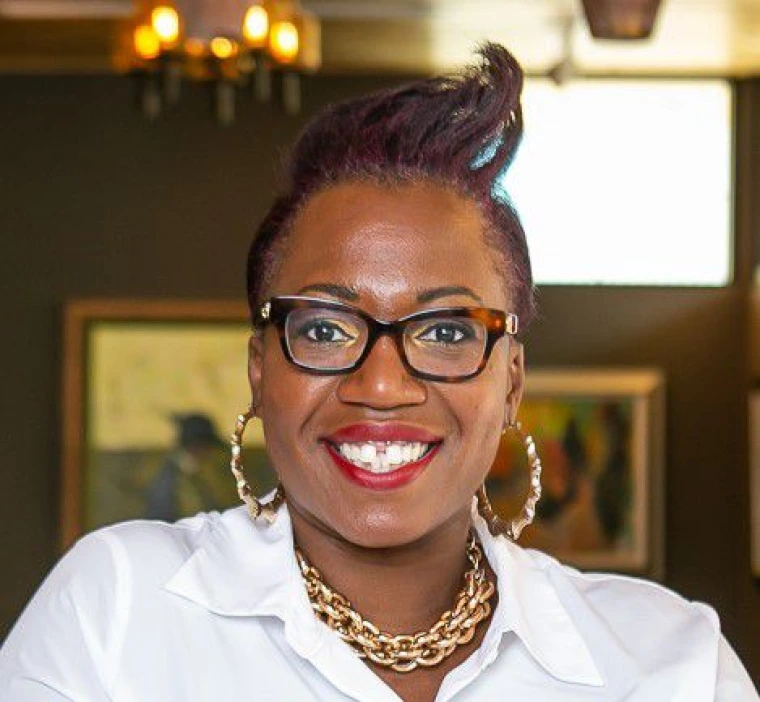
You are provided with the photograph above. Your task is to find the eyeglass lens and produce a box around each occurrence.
[283,306,488,377]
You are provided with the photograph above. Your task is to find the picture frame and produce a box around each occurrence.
[750,391,760,578]
[486,368,665,578]
[60,299,266,551]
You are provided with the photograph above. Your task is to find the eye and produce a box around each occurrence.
[415,321,475,345]
[299,320,356,344]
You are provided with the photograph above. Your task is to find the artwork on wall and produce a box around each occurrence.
[60,299,275,550]
[751,391,760,578]
[486,369,665,577]
[750,289,760,577]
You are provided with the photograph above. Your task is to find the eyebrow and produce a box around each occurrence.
[296,283,360,301]
[416,286,484,305]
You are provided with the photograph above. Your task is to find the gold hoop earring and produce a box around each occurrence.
[230,405,284,523]
[476,420,542,540]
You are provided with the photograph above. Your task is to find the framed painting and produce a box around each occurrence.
[486,368,665,577]
[751,391,760,578]
[61,299,277,550]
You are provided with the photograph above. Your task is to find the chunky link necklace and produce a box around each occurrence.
[295,532,496,673]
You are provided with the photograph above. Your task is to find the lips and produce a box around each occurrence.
[321,423,443,490]
[325,423,442,444]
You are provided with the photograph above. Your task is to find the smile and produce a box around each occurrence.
[332,441,435,474]
[321,423,444,490]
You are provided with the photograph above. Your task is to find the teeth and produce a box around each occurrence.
[386,444,402,464]
[360,444,377,463]
[335,441,434,473]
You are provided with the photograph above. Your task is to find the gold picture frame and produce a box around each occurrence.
[750,391,760,578]
[487,368,666,578]
[61,299,263,551]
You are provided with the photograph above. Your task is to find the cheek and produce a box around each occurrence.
[446,358,510,480]
[258,340,321,454]
[478,346,511,418]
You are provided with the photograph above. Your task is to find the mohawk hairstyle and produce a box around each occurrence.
[247,42,536,328]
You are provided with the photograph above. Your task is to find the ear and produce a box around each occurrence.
[247,333,264,412]
[505,339,525,426]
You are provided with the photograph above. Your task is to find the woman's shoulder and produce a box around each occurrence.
[59,509,235,592]
[498,545,758,699]
[88,509,222,552]
[0,509,244,695]
[521,546,720,648]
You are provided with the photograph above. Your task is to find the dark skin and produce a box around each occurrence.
[248,180,525,702]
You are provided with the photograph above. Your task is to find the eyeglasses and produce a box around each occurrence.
[255,295,518,382]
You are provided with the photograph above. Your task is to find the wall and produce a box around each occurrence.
[0,73,758,681]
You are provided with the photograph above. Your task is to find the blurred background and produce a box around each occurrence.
[0,0,758,684]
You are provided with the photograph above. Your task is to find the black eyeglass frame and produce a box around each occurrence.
[255,295,519,383]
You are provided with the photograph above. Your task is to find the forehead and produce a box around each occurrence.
[270,180,508,314]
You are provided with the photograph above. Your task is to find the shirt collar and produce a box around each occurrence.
[471,509,604,687]
[164,504,323,656]
[165,502,604,688]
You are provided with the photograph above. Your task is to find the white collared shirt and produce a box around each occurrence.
[1,504,756,701]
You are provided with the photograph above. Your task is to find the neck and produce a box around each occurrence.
[289,505,475,634]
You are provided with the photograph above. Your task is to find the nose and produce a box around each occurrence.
[337,334,427,409]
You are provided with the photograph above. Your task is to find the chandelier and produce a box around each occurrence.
[121,1,321,124]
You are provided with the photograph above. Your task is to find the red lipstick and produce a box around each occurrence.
[323,441,441,490]
[321,423,443,491]
[324,423,442,444]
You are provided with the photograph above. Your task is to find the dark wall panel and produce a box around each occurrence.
[0,73,757,680]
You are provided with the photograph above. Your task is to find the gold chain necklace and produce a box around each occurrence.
[295,533,496,673]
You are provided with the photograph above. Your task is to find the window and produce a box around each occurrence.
[503,80,733,286]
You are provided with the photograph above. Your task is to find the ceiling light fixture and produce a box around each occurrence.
[119,0,321,125]
[580,0,664,40]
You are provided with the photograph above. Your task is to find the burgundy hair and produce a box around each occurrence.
[246,43,536,328]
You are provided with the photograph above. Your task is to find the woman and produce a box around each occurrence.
[0,44,756,701]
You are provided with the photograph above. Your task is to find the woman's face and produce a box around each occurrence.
[249,181,524,548]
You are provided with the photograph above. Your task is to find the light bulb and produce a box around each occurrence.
[151,6,180,45]
[134,24,161,60]
[210,37,238,60]
[269,21,298,64]
[184,38,206,57]
[243,5,269,48]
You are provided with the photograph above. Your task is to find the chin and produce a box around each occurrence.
[329,500,458,550]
